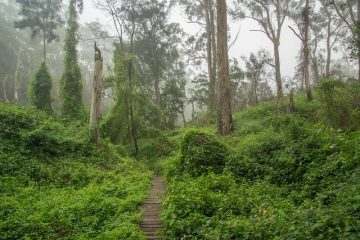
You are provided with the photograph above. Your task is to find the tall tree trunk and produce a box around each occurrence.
[205,0,215,111]
[217,0,233,135]
[303,0,312,101]
[2,75,9,102]
[326,20,332,77]
[312,56,320,84]
[273,41,283,110]
[211,1,217,109]
[191,100,195,120]
[43,30,47,63]
[90,42,103,144]
[13,48,22,103]
[254,77,259,106]
[206,0,217,111]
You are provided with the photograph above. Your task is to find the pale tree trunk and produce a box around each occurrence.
[90,43,103,144]
[43,28,47,63]
[205,0,214,110]
[273,41,283,110]
[313,57,320,84]
[211,5,217,107]
[324,5,332,78]
[217,0,233,135]
[13,48,22,103]
[205,0,217,111]
[2,75,9,102]
[191,100,195,120]
[303,0,312,101]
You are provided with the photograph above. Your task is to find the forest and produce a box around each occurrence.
[0,0,360,239]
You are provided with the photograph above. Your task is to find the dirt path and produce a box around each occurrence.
[140,176,165,240]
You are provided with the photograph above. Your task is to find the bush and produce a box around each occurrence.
[0,104,152,239]
[176,130,228,177]
[318,79,360,130]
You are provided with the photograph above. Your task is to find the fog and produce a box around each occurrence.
[80,0,299,79]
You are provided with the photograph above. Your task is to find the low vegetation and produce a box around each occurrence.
[0,103,152,239]
[160,81,360,239]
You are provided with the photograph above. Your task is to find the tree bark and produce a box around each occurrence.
[90,42,103,144]
[205,0,215,111]
[303,0,312,101]
[211,3,217,109]
[2,75,9,102]
[13,48,22,103]
[217,0,233,135]
[43,29,47,63]
[324,5,332,78]
[191,100,195,120]
[273,41,283,110]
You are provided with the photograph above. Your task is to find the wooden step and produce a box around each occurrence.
[140,175,166,239]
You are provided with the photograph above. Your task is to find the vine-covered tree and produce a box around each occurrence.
[29,62,52,113]
[14,0,64,62]
[60,0,84,118]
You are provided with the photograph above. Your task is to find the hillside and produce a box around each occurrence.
[0,103,152,239]
[150,92,360,239]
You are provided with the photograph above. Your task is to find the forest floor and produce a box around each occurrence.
[140,176,166,240]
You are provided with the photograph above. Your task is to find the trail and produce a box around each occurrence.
[140,176,166,240]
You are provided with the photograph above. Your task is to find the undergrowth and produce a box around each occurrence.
[0,103,152,239]
[161,83,360,239]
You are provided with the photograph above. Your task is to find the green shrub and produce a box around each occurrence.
[318,79,360,130]
[176,130,228,177]
[0,104,152,239]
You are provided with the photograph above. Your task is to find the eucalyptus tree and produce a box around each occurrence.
[135,0,182,105]
[243,49,273,106]
[217,0,233,135]
[319,1,347,78]
[178,0,217,111]
[158,46,188,127]
[326,0,360,81]
[288,0,313,101]
[229,59,245,109]
[237,0,291,109]
[309,12,326,84]
[14,0,64,63]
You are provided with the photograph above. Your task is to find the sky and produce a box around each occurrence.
[79,0,301,80]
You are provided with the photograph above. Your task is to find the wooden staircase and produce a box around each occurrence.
[140,176,165,240]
